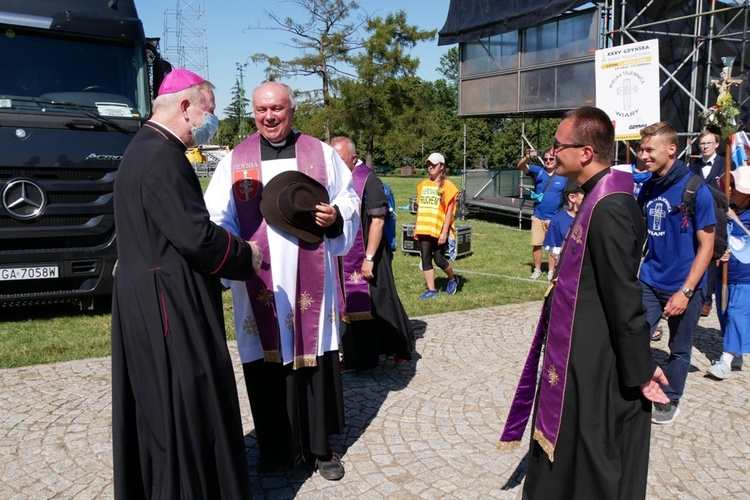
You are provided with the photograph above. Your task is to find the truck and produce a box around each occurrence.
[0,0,166,309]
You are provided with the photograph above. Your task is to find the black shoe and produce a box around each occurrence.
[315,453,345,481]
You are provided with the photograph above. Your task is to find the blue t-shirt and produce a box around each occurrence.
[528,165,566,220]
[726,209,750,284]
[542,210,574,256]
[638,163,717,291]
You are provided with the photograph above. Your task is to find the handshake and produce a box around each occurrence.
[248,241,263,273]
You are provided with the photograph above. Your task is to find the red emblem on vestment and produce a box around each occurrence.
[233,167,259,202]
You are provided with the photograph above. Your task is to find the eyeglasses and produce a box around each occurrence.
[427,163,440,169]
[553,138,587,151]
[543,157,555,162]
[699,142,717,147]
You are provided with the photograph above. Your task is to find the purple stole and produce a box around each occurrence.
[498,168,634,462]
[231,132,327,369]
[341,163,373,322]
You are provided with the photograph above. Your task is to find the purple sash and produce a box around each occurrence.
[231,132,327,368]
[341,163,373,322]
[498,168,634,462]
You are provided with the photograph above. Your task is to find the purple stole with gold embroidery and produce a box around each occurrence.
[231,131,327,369]
[498,168,634,461]
[341,163,373,322]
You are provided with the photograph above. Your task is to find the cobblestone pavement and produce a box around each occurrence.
[1,302,749,499]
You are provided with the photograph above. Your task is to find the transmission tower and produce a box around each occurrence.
[162,0,209,78]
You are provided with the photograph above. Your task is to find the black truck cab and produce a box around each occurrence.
[0,0,160,308]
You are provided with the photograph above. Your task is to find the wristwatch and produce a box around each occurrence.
[680,287,694,298]
[365,254,374,262]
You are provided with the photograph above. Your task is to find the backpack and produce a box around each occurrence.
[382,182,397,253]
[682,175,728,261]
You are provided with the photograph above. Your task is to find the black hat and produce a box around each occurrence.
[260,171,330,243]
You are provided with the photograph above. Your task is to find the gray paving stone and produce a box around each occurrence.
[1,302,749,497]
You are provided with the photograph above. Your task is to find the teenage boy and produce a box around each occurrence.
[637,122,716,425]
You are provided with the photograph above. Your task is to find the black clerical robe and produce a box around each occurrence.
[523,172,656,499]
[342,173,415,369]
[111,123,255,499]
[238,133,347,470]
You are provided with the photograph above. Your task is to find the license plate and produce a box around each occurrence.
[0,266,59,281]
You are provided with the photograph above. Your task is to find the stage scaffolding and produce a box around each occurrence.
[447,0,749,161]
[602,0,749,157]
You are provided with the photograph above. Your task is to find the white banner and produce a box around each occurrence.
[595,39,660,141]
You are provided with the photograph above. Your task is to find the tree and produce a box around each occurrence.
[249,0,367,142]
[438,46,459,83]
[215,79,255,148]
[341,11,435,166]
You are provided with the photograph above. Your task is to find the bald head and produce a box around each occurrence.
[331,136,358,171]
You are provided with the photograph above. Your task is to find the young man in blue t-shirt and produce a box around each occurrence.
[518,148,568,280]
[637,122,716,425]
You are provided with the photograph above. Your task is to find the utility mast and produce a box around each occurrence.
[236,62,249,140]
[162,0,208,78]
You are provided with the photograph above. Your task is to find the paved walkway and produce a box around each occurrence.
[1,302,749,499]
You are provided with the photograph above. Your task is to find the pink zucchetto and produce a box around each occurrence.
[158,68,205,96]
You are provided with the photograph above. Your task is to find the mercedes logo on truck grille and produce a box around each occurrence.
[2,179,47,220]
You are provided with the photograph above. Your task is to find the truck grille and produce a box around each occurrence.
[0,167,116,252]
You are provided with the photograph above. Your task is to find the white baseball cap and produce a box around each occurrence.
[718,165,750,195]
[425,152,445,165]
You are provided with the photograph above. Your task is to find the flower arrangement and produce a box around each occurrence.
[702,92,740,139]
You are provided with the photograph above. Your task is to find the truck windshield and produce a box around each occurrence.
[0,26,149,118]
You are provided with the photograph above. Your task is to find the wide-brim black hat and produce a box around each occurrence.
[260,170,330,243]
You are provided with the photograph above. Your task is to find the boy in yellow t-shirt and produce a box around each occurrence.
[415,153,460,299]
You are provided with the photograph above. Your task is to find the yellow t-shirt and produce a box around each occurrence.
[415,178,459,239]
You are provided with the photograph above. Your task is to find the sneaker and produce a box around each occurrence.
[530,269,543,280]
[732,355,743,371]
[446,277,459,295]
[315,453,345,481]
[652,402,680,425]
[651,327,663,342]
[707,359,731,380]
[547,270,554,281]
[419,289,438,300]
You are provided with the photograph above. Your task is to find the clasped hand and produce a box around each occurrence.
[315,203,336,227]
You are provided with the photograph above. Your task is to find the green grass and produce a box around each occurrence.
[0,174,547,369]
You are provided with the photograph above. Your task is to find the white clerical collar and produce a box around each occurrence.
[269,139,287,147]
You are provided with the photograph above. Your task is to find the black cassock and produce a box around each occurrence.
[342,173,415,369]
[112,123,255,499]
[523,178,656,499]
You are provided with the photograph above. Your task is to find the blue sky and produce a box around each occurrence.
[137,0,452,117]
